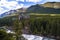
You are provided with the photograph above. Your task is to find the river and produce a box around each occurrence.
[7,30,56,40]
[22,34,56,40]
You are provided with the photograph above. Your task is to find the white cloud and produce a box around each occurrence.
[0,0,24,14]
[26,0,41,3]
[15,4,24,9]
[0,1,23,9]
[16,0,42,3]
[0,7,8,14]
[16,0,24,2]
[0,7,4,14]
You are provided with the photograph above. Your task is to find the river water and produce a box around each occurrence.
[22,34,56,40]
[7,30,56,40]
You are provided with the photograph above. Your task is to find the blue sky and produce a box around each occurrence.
[0,0,60,14]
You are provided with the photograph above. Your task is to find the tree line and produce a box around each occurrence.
[28,16,60,39]
[0,15,60,40]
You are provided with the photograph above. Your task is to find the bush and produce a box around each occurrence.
[0,30,15,40]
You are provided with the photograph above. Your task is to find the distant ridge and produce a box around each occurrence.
[26,2,60,14]
[40,2,60,8]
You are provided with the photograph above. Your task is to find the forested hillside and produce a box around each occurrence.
[26,4,60,14]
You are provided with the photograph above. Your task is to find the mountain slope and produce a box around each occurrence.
[0,10,17,18]
[0,8,27,18]
[40,2,60,9]
[26,2,60,14]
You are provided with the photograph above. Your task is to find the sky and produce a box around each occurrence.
[0,0,60,14]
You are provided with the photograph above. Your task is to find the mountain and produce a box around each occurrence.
[0,10,17,18]
[26,2,60,14]
[0,2,60,18]
[17,8,27,12]
[0,8,27,18]
[40,2,60,9]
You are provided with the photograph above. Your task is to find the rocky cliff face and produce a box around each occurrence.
[41,2,60,9]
